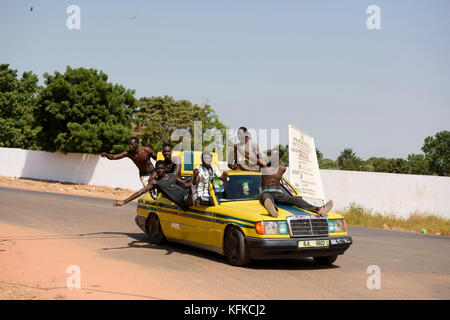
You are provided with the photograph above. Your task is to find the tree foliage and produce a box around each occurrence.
[0,64,40,149]
[386,158,411,174]
[422,130,450,176]
[319,159,338,169]
[133,96,227,152]
[407,154,430,175]
[367,157,389,173]
[34,66,135,154]
[315,147,323,163]
[336,148,365,171]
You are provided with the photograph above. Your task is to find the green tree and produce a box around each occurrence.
[386,158,411,174]
[278,144,289,166]
[315,147,323,163]
[367,157,389,173]
[263,144,289,166]
[34,66,136,154]
[0,64,40,149]
[133,96,227,152]
[407,154,430,175]
[314,148,338,169]
[336,148,365,171]
[422,131,450,176]
[319,159,338,169]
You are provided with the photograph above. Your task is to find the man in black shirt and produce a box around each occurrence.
[161,143,182,178]
[113,160,193,209]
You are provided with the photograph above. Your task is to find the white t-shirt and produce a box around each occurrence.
[194,164,222,202]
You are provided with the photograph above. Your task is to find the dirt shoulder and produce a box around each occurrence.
[0,175,135,201]
[0,222,167,300]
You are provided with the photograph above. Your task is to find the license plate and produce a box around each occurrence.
[298,240,329,248]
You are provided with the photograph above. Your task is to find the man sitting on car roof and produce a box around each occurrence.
[227,127,261,172]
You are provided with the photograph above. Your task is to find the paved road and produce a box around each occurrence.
[1,187,449,299]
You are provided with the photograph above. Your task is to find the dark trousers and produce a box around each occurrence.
[260,191,318,212]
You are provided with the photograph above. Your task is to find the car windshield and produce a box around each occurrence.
[212,175,296,202]
[213,175,261,202]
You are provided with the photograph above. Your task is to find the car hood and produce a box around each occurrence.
[217,200,342,221]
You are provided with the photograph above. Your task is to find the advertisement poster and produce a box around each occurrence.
[288,124,325,203]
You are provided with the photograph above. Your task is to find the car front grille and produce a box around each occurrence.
[287,217,329,237]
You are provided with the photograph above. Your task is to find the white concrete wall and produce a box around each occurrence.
[0,148,143,190]
[1,148,449,218]
[319,169,450,219]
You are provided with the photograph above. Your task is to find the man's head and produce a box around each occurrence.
[201,151,213,168]
[128,137,139,152]
[162,142,172,161]
[237,127,248,143]
[155,160,166,178]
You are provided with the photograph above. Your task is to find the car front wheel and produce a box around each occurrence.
[224,226,251,267]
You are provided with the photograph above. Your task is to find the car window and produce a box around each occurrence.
[213,175,261,202]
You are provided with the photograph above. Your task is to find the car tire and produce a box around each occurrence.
[146,213,166,245]
[224,226,251,267]
[313,255,338,266]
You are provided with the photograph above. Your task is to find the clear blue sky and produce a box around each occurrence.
[1,0,449,160]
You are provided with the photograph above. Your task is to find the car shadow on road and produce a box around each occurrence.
[248,258,340,270]
[80,231,340,270]
[79,231,226,264]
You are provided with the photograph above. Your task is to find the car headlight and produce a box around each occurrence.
[328,219,346,233]
[255,221,289,235]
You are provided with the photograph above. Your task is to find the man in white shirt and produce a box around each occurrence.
[193,151,229,205]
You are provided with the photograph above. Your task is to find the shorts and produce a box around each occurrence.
[140,171,155,187]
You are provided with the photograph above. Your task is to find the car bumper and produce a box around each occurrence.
[245,235,352,260]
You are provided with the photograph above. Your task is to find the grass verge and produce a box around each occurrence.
[339,202,450,236]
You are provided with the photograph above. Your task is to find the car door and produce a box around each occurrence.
[179,187,214,248]
[152,194,183,240]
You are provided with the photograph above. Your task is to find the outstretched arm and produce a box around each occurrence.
[144,147,158,161]
[114,180,157,207]
[278,166,287,177]
[101,151,128,160]
[176,177,192,188]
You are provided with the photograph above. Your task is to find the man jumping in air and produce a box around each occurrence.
[101,137,157,187]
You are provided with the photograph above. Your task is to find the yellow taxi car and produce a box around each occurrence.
[135,151,352,267]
